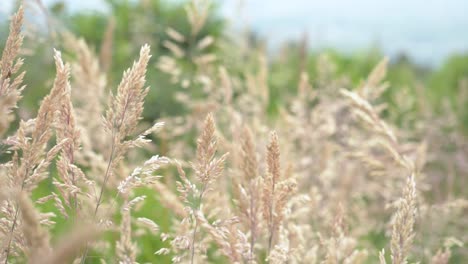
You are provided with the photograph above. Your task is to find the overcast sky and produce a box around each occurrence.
[2,0,468,66]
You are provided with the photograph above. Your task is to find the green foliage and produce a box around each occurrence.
[9,0,467,131]
[430,54,468,131]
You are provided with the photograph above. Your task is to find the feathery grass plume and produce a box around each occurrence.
[117,154,169,195]
[116,200,137,264]
[17,192,51,261]
[263,131,280,252]
[2,40,71,262]
[358,57,390,100]
[262,131,296,254]
[189,113,228,263]
[390,174,417,264]
[95,44,151,213]
[0,6,25,137]
[233,124,261,261]
[103,44,151,143]
[341,84,420,263]
[80,44,152,262]
[193,114,228,188]
[185,0,210,37]
[136,217,159,234]
[266,132,281,184]
[239,125,259,193]
[113,130,167,262]
[50,49,84,219]
[340,89,411,169]
[173,113,229,263]
[1,1,466,262]
[322,207,368,264]
[195,212,246,263]
[63,33,108,154]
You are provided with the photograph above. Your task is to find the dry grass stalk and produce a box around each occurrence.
[173,113,229,263]
[236,125,260,261]
[1,3,465,263]
[95,44,151,215]
[390,174,417,264]
[195,212,244,263]
[116,200,137,264]
[118,154,168,195]
[341,86,419,264]
[262,131,296,255]
[340,89,400,158]
[0,6,25,137]
[51,50,84,219]
[358,57,389,100]
[189,113,228,263]
[64,33,107,153]
[80,44,152,262]
[2,37,72,262]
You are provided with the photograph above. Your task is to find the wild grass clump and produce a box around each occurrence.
[0,2,466,264]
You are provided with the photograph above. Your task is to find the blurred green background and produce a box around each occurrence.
[1,0,467,133]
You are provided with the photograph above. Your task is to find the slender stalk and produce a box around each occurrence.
[4,204,20,264]
[267,176,276,254]
[4,168,30,263]
[94,142,116,215]
[248,183,257,263]
[80,92,131,262]
[79,138,115,264]
[267,231,274,256]
[190,185,207,264]
[189,216,200,264]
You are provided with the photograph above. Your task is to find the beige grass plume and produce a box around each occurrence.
[390,174,417,264]
[80,44,152,263]
[63,33,107,154]
[237,125,261,262]
[2,35,71,262]
[262,131,296,254]
[172,113,229,263]
[50,49,85,219]
[96,44,152,214]
[0,6,25,137]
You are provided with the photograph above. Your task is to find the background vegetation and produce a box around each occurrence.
[0,0,466,263]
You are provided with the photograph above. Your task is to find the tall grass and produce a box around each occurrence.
[0,2,467,264]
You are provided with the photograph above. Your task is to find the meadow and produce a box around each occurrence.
[0,1,467,263]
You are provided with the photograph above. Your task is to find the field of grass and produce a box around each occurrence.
[0,1,467,263]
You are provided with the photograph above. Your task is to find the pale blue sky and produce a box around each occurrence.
[2,0,468,66]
